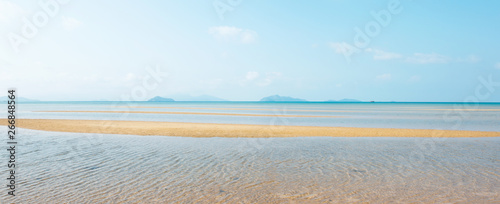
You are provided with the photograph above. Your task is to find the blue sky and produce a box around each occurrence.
[0,0,499,101]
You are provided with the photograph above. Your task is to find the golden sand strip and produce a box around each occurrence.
[34,110,343,118]
[2,119,499,138]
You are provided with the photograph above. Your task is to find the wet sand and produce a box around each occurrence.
[2,119,499,138]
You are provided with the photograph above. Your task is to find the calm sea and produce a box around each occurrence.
[0,102,499,203]
[10,101,500,130]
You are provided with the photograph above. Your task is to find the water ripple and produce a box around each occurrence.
[0,128,498,203]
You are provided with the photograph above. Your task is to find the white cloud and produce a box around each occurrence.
[376,73,391,81]
[240,71,282,87]
[495,63,500,69]
[354,47,479,64]
[245,71,259,81]
[209,26,257,43]
[0,1,25,24]
[406,53,451,64]
[0,59,12,67]
[329,42,359,54]
[62,16,81,30]
[365,48,402,60]
[408,75,421,83]
[257,72,282,87]
[457,55,480,63]
[124,73,137,82]
[239,71,260,86]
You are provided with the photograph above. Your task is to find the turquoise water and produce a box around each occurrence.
[0,102,499,202]
[11,101,500,131]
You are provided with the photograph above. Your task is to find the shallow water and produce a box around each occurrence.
[10,101,500,131]
[1,127,499,203]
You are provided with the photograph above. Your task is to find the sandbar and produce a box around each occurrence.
[2,119,499,138]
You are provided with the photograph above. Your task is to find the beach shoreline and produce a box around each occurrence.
[2,119,499,138]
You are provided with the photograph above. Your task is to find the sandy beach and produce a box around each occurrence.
[2,119,499,138]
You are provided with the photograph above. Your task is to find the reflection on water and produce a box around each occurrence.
[1,127,498,203]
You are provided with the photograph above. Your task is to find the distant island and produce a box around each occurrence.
[0,95,367,102]
[260,95,307,102]
[148,95,227,101]
[148,96,175,102]
[147,95,368,102]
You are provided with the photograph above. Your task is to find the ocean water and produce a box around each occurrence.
[1,128,499,203]
[0,102,499,203]
[11,101,500,131]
